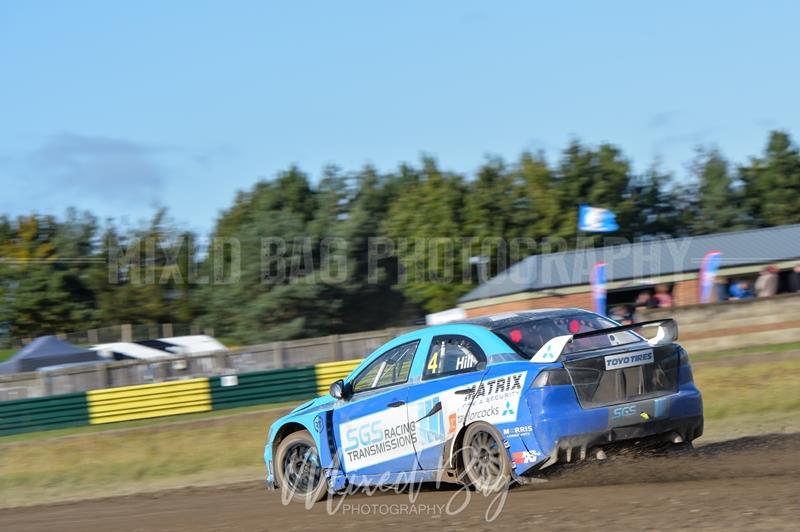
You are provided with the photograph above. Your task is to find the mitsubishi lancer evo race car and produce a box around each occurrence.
[264,309,703,503]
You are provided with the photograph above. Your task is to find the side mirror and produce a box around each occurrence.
[329,379,346,400]
[475,360,487,371]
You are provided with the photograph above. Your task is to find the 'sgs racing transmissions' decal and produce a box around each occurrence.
[338,371,528,471]
[339,407,418,471]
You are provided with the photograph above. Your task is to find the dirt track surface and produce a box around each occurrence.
[2,433,799,531]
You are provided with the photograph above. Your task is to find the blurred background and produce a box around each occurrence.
[1,0,800,348]
[0,1,799,527]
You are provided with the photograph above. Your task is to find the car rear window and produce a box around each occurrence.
[493,314,641,359]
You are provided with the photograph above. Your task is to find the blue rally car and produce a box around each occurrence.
[264,309,703,503]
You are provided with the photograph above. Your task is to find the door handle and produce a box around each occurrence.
[387,400,405,408]
[414,401,442,422]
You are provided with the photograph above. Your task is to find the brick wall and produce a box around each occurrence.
[671,278,699,306]
[465,278,700,318]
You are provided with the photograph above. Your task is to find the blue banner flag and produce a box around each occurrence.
[578,205,619,232]
[699,250,722,303]
[591,262,607,316]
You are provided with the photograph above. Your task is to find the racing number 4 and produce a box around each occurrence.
[427,350,439,374]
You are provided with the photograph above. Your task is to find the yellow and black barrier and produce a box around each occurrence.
[314,359,362,395]
[0,358,363,435]
[87,378,213,424]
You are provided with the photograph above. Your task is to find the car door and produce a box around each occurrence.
[405,334,488,471]
[332,340,420,478]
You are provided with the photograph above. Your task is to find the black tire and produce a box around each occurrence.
[274,430,328,504]
[667,440,695,453]
[460,422,512,494]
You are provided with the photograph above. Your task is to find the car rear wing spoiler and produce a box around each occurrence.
[529,318,679,363]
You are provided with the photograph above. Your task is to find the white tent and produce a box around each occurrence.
[91,335,228,361]
[157,335,228,356]
[91,342,175,361]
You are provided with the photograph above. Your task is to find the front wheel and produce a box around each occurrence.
[460,423,512,494]
[274,430,328,504]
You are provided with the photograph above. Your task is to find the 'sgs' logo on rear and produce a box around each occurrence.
[611,405,638,419]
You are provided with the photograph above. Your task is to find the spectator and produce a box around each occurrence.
[789,264,800,293]
[610,305,633,324]
[653,284,673,308]
[729,279,753,300]
[715,276,729,302]
[754,266,779,298]
[632,291,657,321]
[634,291,658,310]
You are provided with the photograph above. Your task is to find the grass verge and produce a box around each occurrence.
[0,401,298,445]
[0,348,15,363]
[0,404,289,508]
[692,341,800,361]
[693,357,800,440]
[0,352,798,508]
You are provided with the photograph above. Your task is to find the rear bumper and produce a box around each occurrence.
[523,382,703,471]
[533,414,703,469]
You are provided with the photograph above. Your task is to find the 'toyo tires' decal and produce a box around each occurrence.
[604,350,654,371]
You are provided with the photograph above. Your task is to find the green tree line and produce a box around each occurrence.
[1,131,799,345]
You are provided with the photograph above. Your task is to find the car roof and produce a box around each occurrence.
[455,308,595,331]
[341,309,597,385]
[347,308,596,380]
[385,308,595,347]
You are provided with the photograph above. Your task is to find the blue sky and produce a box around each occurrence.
[1,0,798,234]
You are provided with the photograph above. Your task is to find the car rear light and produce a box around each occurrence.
[677,346,694,381]
[531,368,571,387]
[678,346,689,366]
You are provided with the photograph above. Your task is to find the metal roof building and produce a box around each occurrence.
[458,224,800,314]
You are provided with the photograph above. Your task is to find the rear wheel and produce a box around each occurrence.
[274,431,327,504]
[461,423,511,494]
[661,440,695,454]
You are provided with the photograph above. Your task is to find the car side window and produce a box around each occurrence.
[351,341,419,394]
[423,335,486,380]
